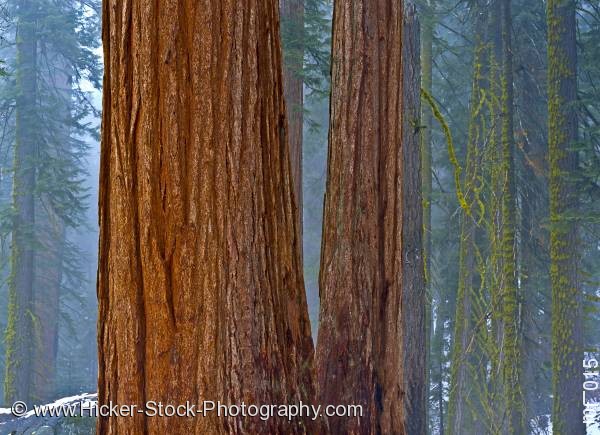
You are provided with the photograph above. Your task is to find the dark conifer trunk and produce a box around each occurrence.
[500,1,525,433]
[547,0,584,433]
[31,215,64,403]
[4,0,38,405]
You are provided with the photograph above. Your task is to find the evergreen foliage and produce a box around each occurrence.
[0,0,100,404]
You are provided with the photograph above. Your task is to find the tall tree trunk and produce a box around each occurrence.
[432,297,445,435]
[547,0,584,433]
[31,212,64,403]
[4,0,38,405]
[421,2,433,285]
[500,0,525,432]
[448,9,487,433]
[518,67,548,431]
[420,4,434,430]
[402,9,426,434]
[315,2,423,434]
[31,55,72,404]
[448,213,476,435]
[98,1,314,433]
[281,0,304,244]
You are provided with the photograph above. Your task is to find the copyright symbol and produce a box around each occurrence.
[11,401,27,417]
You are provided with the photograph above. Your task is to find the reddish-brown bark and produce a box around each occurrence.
[315,2,424,434]
[97,1,313,433]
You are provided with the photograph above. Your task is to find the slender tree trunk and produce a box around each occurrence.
[315,2,423,434]
[500,0,525,433]
[489,0,504,357]
[421,2,433,284]
[448,216,475,435]
[420,5,434,431]
[402,9,426,434]
[31,55,72,404]
[281,0,304,243]
[4,0,38,405]
[518,120,546,432]
[31,213,64,403]
[547,0,584,433]
[98,1,313,433]
[518,172,540,433]
[448,10,487,433]
[432,298,445,435]
[488,12,506,430]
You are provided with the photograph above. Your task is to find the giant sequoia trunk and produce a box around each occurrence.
[98,1,313,433]
[4,0,38,405]
[547,0,584,433]
[315,3,424,434]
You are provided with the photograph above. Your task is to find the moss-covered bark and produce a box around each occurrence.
[499,0,525,433]
[487,5,505,428]
[547,0,584,433]
[448,11,487,433]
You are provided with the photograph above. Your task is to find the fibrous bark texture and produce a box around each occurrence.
[499,0,525,432]
[401,9,426,434]
[315,2,423,434]
[98,1,313,433]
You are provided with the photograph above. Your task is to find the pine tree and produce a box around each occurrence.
[2,0,99,404]
[4,0,37,405]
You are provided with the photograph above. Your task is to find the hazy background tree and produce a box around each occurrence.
[547,0,584,432]
[280,0,331,336]
[0,0,99,405]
